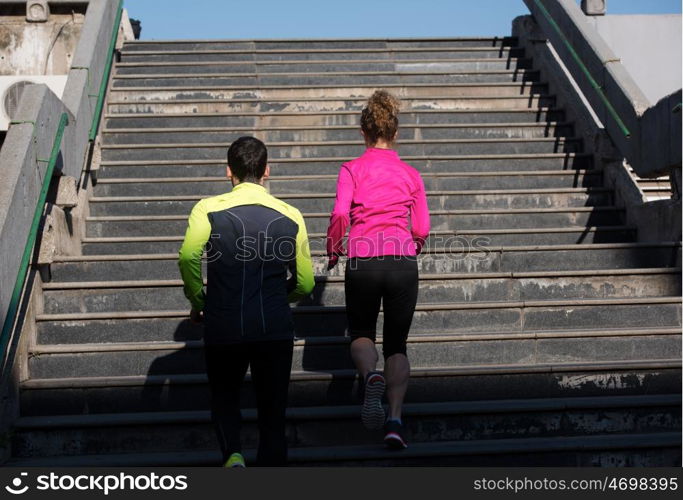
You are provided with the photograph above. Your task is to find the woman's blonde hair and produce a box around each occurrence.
[360,90,400,145]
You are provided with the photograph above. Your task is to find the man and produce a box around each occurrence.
[178,136,315,467]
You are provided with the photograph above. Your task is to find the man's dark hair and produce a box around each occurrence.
[227,136,268,182]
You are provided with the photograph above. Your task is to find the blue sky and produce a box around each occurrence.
[125,0,682,40]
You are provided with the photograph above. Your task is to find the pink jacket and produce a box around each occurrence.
[326,147,431,259]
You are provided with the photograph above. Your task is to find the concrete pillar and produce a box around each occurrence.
[26,0,50,22]
[581,0,606,16]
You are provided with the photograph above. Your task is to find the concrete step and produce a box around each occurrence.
[98,139,582,165]
[109,94,554,113]
[9,431,681,466]
[644,194,673,202]
[110,69,541,88]
[11,394,680,459]
[41,269,680,315]
[637,177,673,201]
[108,85,547,107]
[107,98,555,121]
[101,122,575,145]
[34,297,681,344]
[104,108,565,128]
[79,226,637,255]
[120,38,519,53]
[120,46,522,65]
[97,153,592,178]
[47,243,683,282]
[114,59,535,76]
[117,49,526,67]
[85,207,625,237]
[28,330,680,379]
[62,266,683,307]
[92,170,598,198]
[120,49,529,64]
[108,93,553,115]
[87,187,614,216]
[18,359,682,415]
[107,81,544,102]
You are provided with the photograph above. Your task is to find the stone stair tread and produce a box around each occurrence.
[40,267,680,290]
[80,226,637,245]
[121,46,521,55]
[97,153,590,167]
[50,241,683,263]
[34,296,682,322]
[121,48,523,57]
[123,36,515,41]
[7,431,681,467]
[95,170,596,182]
[122,45,520,54]
[125,35,514,39]
[108,92,549,105]
[27,327,683,354]
[116,56,527,67]
[115,67,534,76]
[19,358,683,390]
[105,108,561,119]
[85,206,622,221]
[101,121,572,134]
[14,393,681,430]
[104,107,563,118]
[89,187,608,202]
[121,36,516,44]
[112,80,547,90]
[101,138,579,150]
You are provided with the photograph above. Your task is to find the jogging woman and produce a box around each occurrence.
[326,90,430,449]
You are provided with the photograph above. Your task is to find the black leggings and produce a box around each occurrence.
[203,339,294,466]
[344,256,419,358]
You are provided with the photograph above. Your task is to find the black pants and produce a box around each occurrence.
[203,339,294,466]
[345,256,419,358]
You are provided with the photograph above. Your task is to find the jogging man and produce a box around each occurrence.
[178,136,315,467]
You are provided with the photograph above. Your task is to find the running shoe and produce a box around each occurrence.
[384,420,408,449]
[224,452,246,468]
[361,371,386,430]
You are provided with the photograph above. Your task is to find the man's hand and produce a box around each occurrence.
[190,309,204,324]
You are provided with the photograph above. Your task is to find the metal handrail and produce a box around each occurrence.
[531,0,631,137]
[0,113,69,366]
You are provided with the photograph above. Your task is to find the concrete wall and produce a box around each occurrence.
[0,8,86,76]
[61,0,121,179]
[0,84,72,345]
[523,0,680,179]
[0,0,125,375]
[586,15,682,105]
[515,13,681,243]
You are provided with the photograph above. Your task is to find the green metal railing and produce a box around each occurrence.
[532,0,631,137]
[0,113,69,365]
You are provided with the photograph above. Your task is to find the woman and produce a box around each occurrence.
[326,90,430,449]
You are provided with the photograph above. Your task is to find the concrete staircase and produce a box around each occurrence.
[627,168,673,202]
[9,38,682,466]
